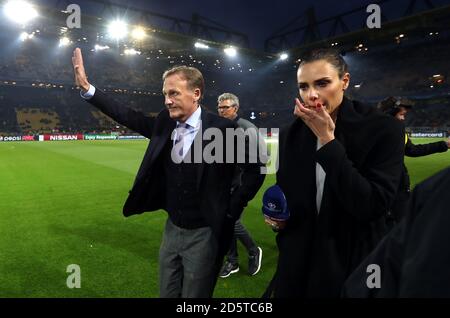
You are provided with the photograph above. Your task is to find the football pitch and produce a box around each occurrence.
[0,138,448,297]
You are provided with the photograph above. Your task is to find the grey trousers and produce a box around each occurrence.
[159,218,221,298]
[226,219,258,265]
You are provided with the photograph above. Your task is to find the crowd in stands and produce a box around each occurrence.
[347,41,450,99]
[0,22,449,135]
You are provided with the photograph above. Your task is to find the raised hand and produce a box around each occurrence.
[294,98,335,145]
[72,47,90,92]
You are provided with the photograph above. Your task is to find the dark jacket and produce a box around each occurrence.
[268,96,404,298]
[231,116,266,192]
[85,89,265,256]
[392,134,448,222]
[343,167,450,298]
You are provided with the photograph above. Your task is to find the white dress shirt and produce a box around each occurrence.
[172,106,202,159]
[80,84,96,99]
[316,139,326,213]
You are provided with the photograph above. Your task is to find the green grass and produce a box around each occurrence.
[0,138,448,297]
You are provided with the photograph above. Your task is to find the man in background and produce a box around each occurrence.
[378,97,449,224]
[217,93,264,278]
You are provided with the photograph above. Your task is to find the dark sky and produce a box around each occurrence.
[40,0,450,50]
[121,0,373,47]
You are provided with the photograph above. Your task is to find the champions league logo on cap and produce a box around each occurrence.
[262,185,290,221]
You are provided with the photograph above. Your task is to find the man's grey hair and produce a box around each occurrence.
[217,93,240,107]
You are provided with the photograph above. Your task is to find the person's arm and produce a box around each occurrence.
[228,124,266,220]
[315,121,405,222]
[72,48,155,138]
[229,165,265,221]
[404,136,448,157]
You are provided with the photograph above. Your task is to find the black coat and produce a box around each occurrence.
[343,167,450,297]
[85,89,265,256]
[269,97,405,298]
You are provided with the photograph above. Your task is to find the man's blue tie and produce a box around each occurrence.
[173,122,190,160]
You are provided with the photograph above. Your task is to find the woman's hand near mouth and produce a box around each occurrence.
[294,98,336,146]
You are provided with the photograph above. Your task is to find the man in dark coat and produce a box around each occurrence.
[71,48,265,297]
[216,92,264,278]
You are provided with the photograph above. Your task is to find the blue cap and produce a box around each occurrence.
[262,185,290,221]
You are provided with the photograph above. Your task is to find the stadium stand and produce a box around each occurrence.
[16,107,61,134]
[0,2,448,136]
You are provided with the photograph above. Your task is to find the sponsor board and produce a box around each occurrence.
[410,132,447,138]
[0,136,22,142]
[118,135,147,140]
[84,134,118,140]
[22,135,36,141]
[43,134,84,141]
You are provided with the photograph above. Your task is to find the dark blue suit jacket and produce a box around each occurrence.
[86,89,265,255]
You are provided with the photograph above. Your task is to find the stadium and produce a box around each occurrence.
[0,0,449,299]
